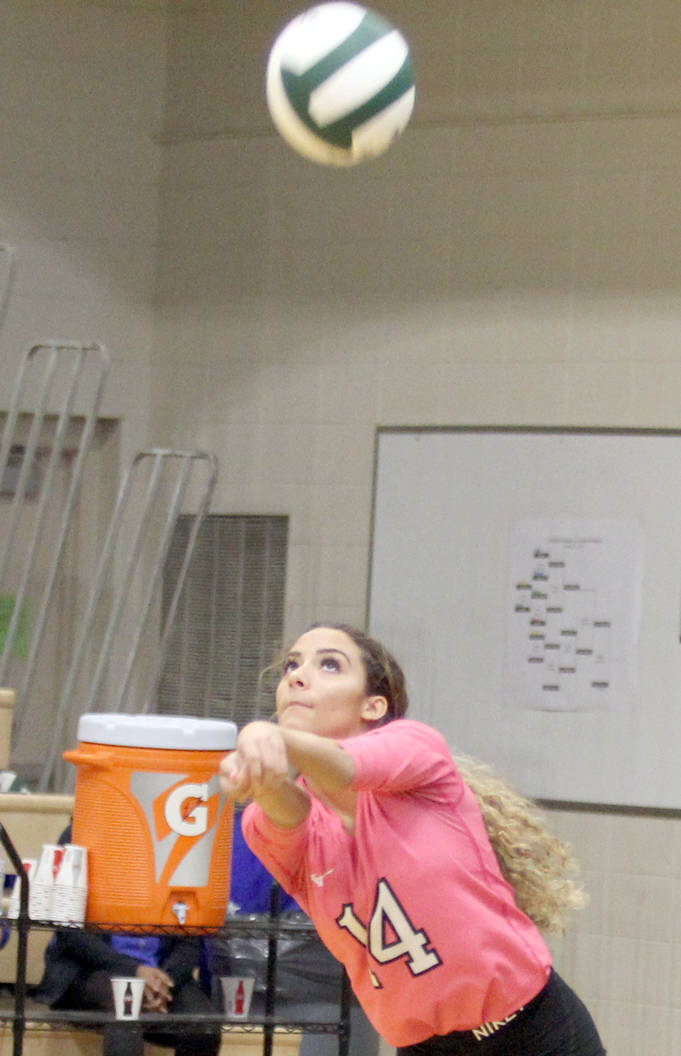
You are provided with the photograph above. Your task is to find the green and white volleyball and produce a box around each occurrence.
[266,2,415,167]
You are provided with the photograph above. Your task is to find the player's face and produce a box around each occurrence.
[276,627,384,738]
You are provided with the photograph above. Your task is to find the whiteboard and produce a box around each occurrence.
[368,427,681,809]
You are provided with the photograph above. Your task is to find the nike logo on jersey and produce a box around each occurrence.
[311,868,335,887]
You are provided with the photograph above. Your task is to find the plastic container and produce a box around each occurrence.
[63,713,237,930]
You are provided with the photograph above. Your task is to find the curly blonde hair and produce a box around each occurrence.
[454,753,588,934]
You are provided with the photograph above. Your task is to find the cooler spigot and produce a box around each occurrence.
[172,900,188,925]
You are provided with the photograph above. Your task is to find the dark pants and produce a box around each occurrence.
[56,970,222,1056]
[397,971,606,1056]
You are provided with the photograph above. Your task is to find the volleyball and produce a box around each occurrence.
[265,2,415,167]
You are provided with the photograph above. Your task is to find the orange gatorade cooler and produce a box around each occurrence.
[63,713,237,931]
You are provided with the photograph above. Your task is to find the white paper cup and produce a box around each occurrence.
[30,844,65,920]
[57,844,88,888]
[51,844,88,924]
[7,859,36,920]
[111,976,145,1020]
[51,883,87,925]
[35,844,64,883]
[220,975,255,1019]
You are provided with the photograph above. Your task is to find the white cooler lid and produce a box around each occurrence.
[77,713,237,750]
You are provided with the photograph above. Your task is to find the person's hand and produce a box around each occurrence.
[219,721,289,801]
[136,964,173,1013]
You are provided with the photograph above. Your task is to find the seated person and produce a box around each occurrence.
[204,806,379,1056]
[34,825,221,1056]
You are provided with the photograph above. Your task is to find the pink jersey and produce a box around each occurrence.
[242,719,551,1047]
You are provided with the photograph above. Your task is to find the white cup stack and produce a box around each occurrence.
[7,859,36,919]
[51,844,88,925]
[30,844,65,920]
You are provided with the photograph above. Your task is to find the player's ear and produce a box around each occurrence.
[361,696,388,723]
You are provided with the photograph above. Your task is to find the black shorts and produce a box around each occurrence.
[396,970,606,1056]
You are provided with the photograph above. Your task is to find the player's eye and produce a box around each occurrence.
[282,657,298,673]
[320,656,340,672]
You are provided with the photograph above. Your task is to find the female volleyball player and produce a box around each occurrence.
[218,623,606,1055]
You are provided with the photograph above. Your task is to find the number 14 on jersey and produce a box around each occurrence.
[337,878,442,983]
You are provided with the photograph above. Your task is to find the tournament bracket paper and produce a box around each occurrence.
[505,519,644,712]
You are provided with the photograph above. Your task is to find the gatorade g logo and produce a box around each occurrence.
[130,772,224,887]
[164,782,209,836]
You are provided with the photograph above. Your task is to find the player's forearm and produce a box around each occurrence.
[280,728,356,791]
[252,777,312,828]
[219,720,354,826]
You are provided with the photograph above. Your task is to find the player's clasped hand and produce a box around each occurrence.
[219,721,289,801]
[136,964,174,1013]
